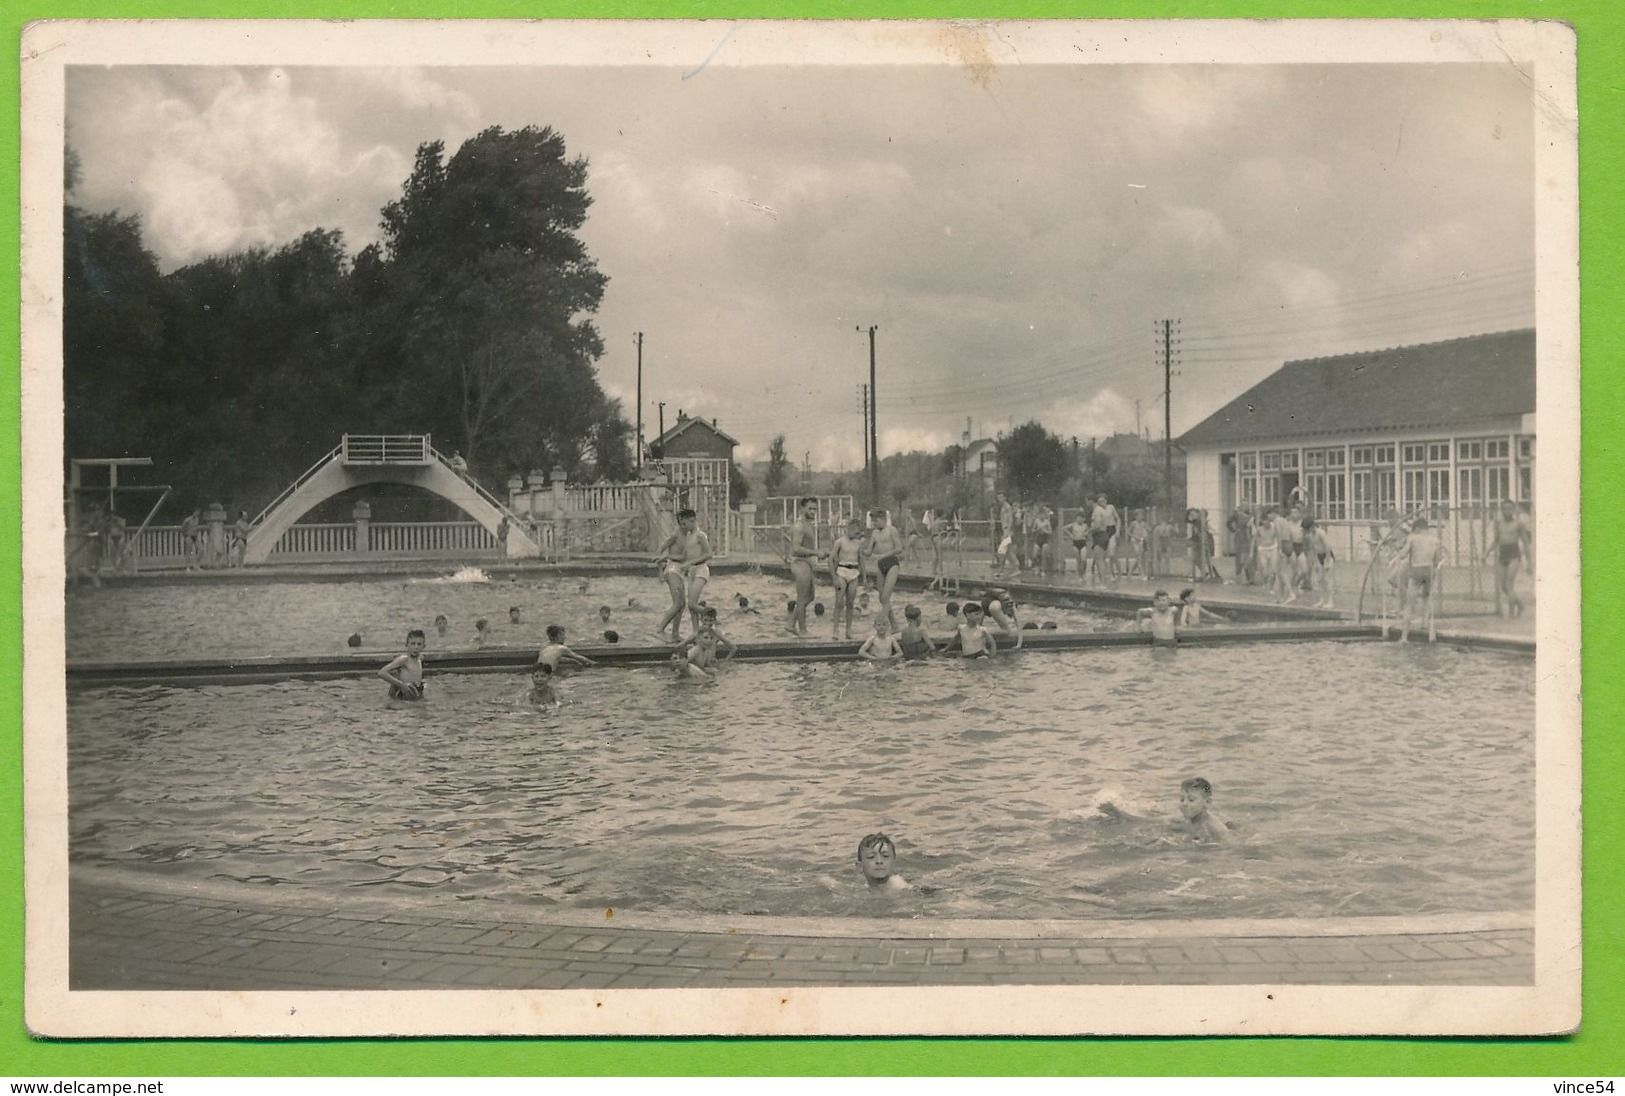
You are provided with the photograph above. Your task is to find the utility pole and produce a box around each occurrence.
[858,325,878,500]
[1089,436,1097,498]
[857,383,870,479]
[1158,318,1180,512]
[1135,397,1142,439]
[634,332,644,470]
[802,451,812,493]
[658,401,666,446]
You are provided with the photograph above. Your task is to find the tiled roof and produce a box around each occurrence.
[1177,329,1535,448]
[655,416,739,448]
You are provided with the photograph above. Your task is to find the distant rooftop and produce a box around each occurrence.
[1178,329,1535,448]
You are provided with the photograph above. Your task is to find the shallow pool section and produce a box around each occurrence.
[69,641,1532,922]
[66,569,1115,663]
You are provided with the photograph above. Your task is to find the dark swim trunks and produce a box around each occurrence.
[878,554,901,577]
[390,684,425,701]
[1072,539,1088,550]
[1499,542,1521,565]
[1091,529,1111,549]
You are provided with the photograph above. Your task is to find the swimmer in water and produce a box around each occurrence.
[1177,588,1227,627]
[1137,590,1179,648]
[898,604,937,660]
[673,605,735,680]
[858,616,905,661]
[941,602,998,658]
[856,832,910,890]
[734,593,760,614]
[537,624,597,672]
[433,614,450,638]
[472,618,490,647]
[508,605,523,626]
[527,662,560,708]
[1097,777,1232,844]
[378,628,427,701]
[829,516,868,640]
[599,605,613,625]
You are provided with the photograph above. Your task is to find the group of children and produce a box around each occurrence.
[1227,503,1339,608]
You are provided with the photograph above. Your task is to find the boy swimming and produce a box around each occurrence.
[1137,590,1179,647]
[858,616,905,661]
[856,832,910,890]
[527,662,561,708]
[1177,777,1231,842]
[377,628,427,701]
[538,624,597,671]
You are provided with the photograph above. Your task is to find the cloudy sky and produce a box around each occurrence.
[65,48,1536,468]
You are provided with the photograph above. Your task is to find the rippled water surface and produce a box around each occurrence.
[66,570,1116,662]
[69,639,1533,921]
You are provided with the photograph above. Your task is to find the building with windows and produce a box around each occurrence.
[1177,329,1535,551]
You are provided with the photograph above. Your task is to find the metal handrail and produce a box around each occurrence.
[426,444,532,528]
[1354,503,1436,624]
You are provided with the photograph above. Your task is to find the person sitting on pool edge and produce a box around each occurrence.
[378,628,427,701]
[538,624,597,672]
[527,662,560,708]
[856,832,910,890]
[941,602,998,659]
[1137,590,1179,647]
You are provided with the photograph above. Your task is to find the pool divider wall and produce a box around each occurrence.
[68,622,1422,688]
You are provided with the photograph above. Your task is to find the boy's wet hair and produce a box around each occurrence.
[1181,777,1213,797]
[676,508,697,520]
[787,599,797,612]
[433,614,449,625]
[736,594,750,607]
[946,601,960,616]
[475,617,489,629]
[546,624,566,641]
[903,604,922,620]
[701,606,719,620]
[600,605,612,614]
[509,605,520,613]
[962,602,984,615]
[1151,590,1170,600]
[348,633,363,647]
[813,602,826,616]
[1178,588,1195,603]
[604,629,619,643]
[405,628,425,641]
[856,832,895,860]
[534,662,554,676]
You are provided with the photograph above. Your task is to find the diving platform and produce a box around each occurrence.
[242,435,541,565]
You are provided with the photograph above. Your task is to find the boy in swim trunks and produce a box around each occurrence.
[856,832,910,890]
[1137,590,1179,647]
[942,602,998,658]
[829,516,868,640]
[786,497,826,638]
[865,508,907,629]
[1485,499,1532,618]
[898,604,938,659]
[1090,495,1118,584]
[1128,510,1151,578]
[858,616,905,661]
[1063,509,1093,583]
[1177,587,1226,627]
[1304,518,1337,608]
[653,525,689,642]
[1400,516,1445,643]
[378,628,427,701]
[538,624,598,671]
[673,606,735,679]
[671,508,714,636]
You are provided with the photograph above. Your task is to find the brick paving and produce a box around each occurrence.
[70,875,1531,991]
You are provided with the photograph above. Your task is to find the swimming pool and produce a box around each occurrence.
[68,641,1533,922]
[65,569,1118,663]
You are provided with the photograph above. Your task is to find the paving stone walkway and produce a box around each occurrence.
[70,875,1532,991]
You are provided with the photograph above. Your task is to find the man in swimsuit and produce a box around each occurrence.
[865,507,908,629]
[1063,509,1093,583]
[829,516,868,640]
[1285,506,1310,595]
[1253,507,1282,596]
[1090,495,1118,583]
[1401,516,1445,643]
[652,524,690,641]
[1031,505,1054,577]
[786,497,825,637]
[1486,499,1532,618]
[672,508,713,635]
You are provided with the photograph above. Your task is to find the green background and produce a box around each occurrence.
[3,1,1614,1077]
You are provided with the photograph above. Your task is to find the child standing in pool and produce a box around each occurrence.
[538,624,597,671]
[858,616,905,661]
[671,508,714,637]
[856,832,910,890]
[865,508,907,629]
[673,606,735,679]
[829,516,868,640]
[1137,590,1179,647]
[1177,587,1227,627]
[652,524,689,642]
[527,663,560,708]
[898,604,937,660]
[943,602,999,658]
[378,628,427,701]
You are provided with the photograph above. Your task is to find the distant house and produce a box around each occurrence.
[652,410,738,462]
[961,438,998,482]
[1178,329,1535,545]
[1094,432,1157,467]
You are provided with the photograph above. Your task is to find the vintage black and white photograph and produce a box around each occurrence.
[21,19,1579,1037]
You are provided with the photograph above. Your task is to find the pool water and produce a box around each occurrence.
[68,642,1533,921]
[66,570,1115,663]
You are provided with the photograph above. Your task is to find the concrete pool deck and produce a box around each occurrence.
[69,872,1532,990]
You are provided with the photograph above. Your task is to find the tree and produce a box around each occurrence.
[729,459,750,505]
[765,434,791,496]
[997,421,1070,503]
[364,125,617,485]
